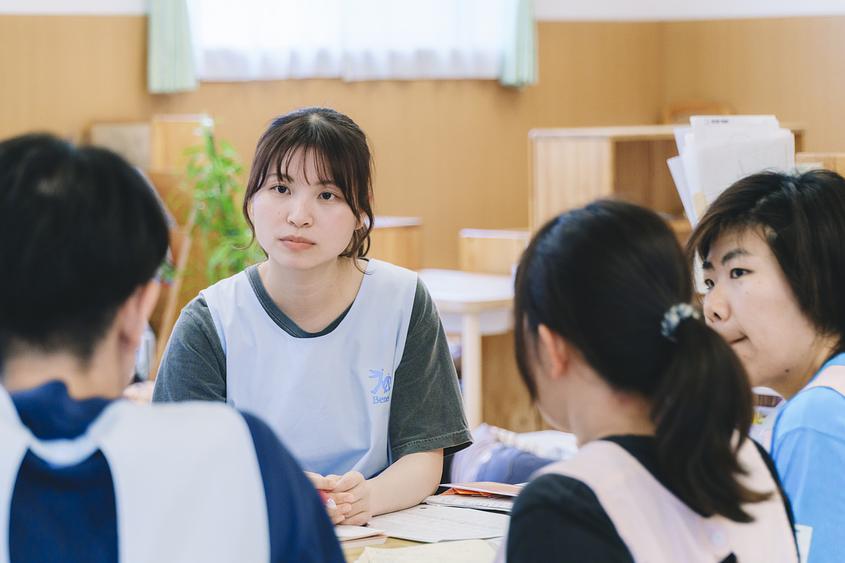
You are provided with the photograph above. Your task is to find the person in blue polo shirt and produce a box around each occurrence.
[691,169,845,563]
[0,133,343,563]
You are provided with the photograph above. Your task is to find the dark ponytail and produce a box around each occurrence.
[515,199,769,522]
[654,318,769,521]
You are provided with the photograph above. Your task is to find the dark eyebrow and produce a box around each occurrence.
[701,248,750,270]
[721,248,750,265]
[264,173,337,186]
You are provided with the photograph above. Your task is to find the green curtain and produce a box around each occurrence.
[148,0,197,94]
[500,0,538,88]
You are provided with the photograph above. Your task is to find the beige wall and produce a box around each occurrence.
[660,16,845,152]
[2,14,844,268]
[0,16,662,268]
[0,16,152,140]
[150,21,663,268]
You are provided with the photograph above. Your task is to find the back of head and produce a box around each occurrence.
[243,107,374,258]
[0,134,169,363]
[689,169,845,354]
[515,199,767,521]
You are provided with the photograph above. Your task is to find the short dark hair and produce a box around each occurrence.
[243,107,374,258]
[0,134,169,363]
[688,169,845,354]
[515,199,768,522]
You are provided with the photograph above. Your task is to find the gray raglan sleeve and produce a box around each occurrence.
[152,296,228,403]
[388,279,473,461]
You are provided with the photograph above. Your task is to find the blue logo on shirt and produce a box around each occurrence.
[369,369,393,405]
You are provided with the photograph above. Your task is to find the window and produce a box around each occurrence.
[188,0,515,82]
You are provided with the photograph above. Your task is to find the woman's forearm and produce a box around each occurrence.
[369,449,444,516]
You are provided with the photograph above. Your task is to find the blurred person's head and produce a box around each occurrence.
[0,134,168,397]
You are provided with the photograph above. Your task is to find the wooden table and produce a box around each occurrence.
[343,537,420,562]
[418,269,514,429]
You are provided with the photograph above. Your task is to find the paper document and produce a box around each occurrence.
[424,494,514,513]
[367,505,509,543]
[336,525,386,541]
[354,539,496,563]
[441,482,523,497]
[667,115,795,227]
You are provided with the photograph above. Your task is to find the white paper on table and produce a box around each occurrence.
[354,539,496,563]
[367,505,509,543]
[336,525,385,541]
[424,494,514,513]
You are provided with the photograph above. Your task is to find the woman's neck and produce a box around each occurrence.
[258,257,365,333]
[3,346,125,400]
[564,372,655,447]
[774,334,842,400]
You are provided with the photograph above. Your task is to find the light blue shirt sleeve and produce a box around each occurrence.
[771,387,845,563]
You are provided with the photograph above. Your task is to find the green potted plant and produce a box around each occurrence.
[185,123,263,283]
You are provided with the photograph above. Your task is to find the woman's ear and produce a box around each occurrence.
[537,324,570,380]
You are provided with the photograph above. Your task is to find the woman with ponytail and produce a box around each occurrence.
[502,200,797,563]
[690,170,845,563]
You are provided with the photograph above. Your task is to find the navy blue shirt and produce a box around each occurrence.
[8,381,343,563]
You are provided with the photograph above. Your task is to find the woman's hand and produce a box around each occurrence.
[305,471,350,525]
[330,471,372,526]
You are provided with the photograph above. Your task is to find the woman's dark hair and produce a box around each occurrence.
[0,133,169,364]
[243,107,374,258]
[688,169,845,355]
[515,199,768,522]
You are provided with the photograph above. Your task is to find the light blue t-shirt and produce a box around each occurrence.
[771,352,845,563]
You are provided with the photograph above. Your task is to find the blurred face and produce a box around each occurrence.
[701,229,821,392]
[249,148,359,271]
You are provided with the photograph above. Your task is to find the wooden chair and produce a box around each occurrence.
[368,217,423,270]
[458,229,530,275]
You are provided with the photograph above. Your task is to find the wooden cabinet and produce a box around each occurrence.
[529,124,805,231]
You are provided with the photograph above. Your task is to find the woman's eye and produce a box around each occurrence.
[730,268,750,279]
[319,191,336,201]
[272,185,289,194]
[703,278,715,290]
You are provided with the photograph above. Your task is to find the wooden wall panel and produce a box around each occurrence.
[0,16,661,269]
[660,17,845,153]
[0,16,151,141]
[149,22,663,269]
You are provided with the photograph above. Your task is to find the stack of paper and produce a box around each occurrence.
[668,115,795,225]
[367,505,509,543]
[425,482,523,513]
[336,525,388,549]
